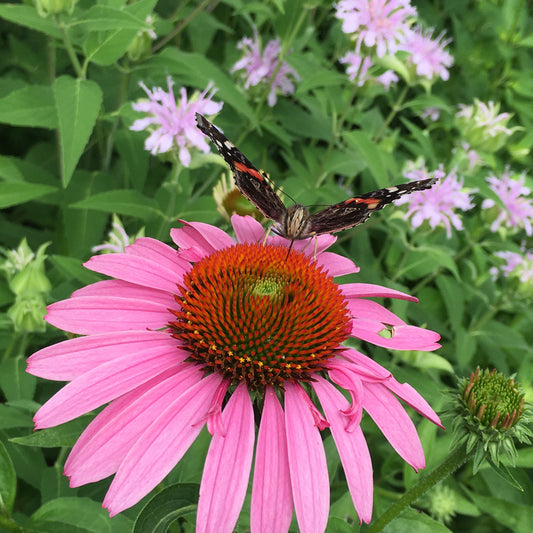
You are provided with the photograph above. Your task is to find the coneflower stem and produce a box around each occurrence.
[367,443,473,532]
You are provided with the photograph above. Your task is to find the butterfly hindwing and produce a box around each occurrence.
[307,178,438,236]
[195,114,287,223]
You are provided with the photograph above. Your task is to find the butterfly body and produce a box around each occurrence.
[196,113,438,240]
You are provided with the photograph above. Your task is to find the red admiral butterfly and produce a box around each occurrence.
[196,113,437,240]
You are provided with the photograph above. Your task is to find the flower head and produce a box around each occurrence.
[396,164,476,237]
[491,249,533,284]
[27,216,442,531]
[455,100,518,153]
[232,31,299,107]
[335,0,417,57]
[130,77,223,166]
[402,26,453,81]
[92,215,145,254]
[339,51,398,88]
[482,168,533,236]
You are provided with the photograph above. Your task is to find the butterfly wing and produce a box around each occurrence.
[307,178,438,236]
[195,113,287,223]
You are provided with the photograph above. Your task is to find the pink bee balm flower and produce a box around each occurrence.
[339,51,398,88]
[396,165,476,237]
[27,216,442,532]
[491,249,533,283]
[335,0,417,57]
[130,77,223,166]
[232,31,299,107]
[402,26,453,81]
[482,167,533,236]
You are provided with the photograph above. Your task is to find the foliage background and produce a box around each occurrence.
[1,0,532,531]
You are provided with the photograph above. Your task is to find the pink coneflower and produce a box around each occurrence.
[27,216,442,532]
[339,51,398,88]
[232,31,299,107]
[130,77,223,166]
[402,26,453,81]
[482,167,533,236]
[335,0,417,57]
[396,165,476,237]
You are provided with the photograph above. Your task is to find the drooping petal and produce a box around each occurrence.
[104,373,223,516]
[284,382,329,533]
[312,377,373,524]
[362,382,425,471]
[84,253,184,293]
[65,364,202,486]
[341,283,418,302]
[27,330,179,381]
[197,383,255,533]
[34,344,184,428]
[45,296,171,335]
[351,320,441,351]
[251,386,293,533]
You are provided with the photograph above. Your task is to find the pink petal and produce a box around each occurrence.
[72,280,176,307]
[104,373,223,516]
[347,299,405,325]
[251,386,293,533]
[196,383,255,533]
[315,252,359,277]
[312,377,373,524]
[385,379,443,428]
[84,253,184,293]
[65,364,202,486]
[125,237,190,273]
[27,330,179,381]
[351,320,441,351]
[45,296,171,335]
[34,343,183,428]
[170,221,235,256]
[341,283,418,303]
[336,349,392,380]
[363,382,425,470]
[231,214,266,243]
[284,382,329,533]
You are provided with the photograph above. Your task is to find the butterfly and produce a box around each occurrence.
[196,113,437,240]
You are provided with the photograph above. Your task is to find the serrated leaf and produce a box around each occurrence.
[0,440,16,514]
[70,190,163,220]
[11,416,92,448]
[53,76,103,188]
[0,4,61,38]
[134,483,199,533]
[0,85,57,128]
[0,181,57,208]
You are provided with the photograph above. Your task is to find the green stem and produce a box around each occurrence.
[156,157,183,240]
[367,443,473,533]
[372,85,409,144]
[0,515,27,533]
[55,15,83,78]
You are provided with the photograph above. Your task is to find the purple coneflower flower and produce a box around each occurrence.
[396,165,476,237]
[335,0,417,57]
[482,168,533,236]
[27,215,442,532]
[130,77,222,166]
[232,31,299,107]
[402,26,453,81]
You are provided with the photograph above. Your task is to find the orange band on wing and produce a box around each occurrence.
[234,161,264,180]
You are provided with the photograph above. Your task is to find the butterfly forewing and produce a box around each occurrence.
[195,113,286,223]
[307,178,438,236]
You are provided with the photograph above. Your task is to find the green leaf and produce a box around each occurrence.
[468,492,531,533]
[49,255,102,286]
[75,5,150,32]
[70,190,163,220]
[11,416,92,448]
[383,507,453,532]
[53,76,103,188]
[0,404,34,430]
[0,356,36,402]
[0,85,57,128]
[133,483,200,533]
[0,181,57,208]
[30,497,132,533]
[435,275,464,331]
[343,130,392,186]
[0,4,61,38]
[114,128,150,191]
[83,0,158,66]
[0,440,16,514]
